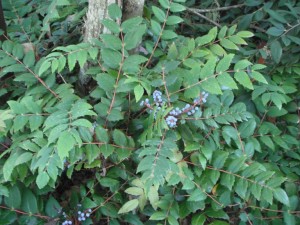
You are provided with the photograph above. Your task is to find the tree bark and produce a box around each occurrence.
[80,0,145,87]
[122,0,145,21]
[83,0,117,43]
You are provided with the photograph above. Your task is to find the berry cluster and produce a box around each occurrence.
[139,98,150,107]
[62,220,72,225]
[193,91,209,104]
[153,90,163,105]
[165,115,177,128]
[139,90,209,128]
[78,209,92,221]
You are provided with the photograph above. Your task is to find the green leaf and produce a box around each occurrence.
[101,19,120,34]
[101,48,122,69]
[107,109,124,121]
[121,17,143,33]
[96,73,115,92]
[228,35,247,45]
[284,212,296,225]
[123,55,148,73]
[36,171,50,189]
[86,144,101,164]
[250,183,262,200]
[196,27,217,46]
[220,39,239,50]
[239,119,256,138]
[170,2,186,12]
[113,129,127,146]
[234,71,253,89]
[38,60,51,75]
[71,100,96,119]
[159,0,170,8]
[7,101,25,114]
[108,3,122,19]
[236,31,254,38]
[23,51,35,67]
[68,52,77,71]
[216,54,234,73]
[0,185,9,197]
[234,60,252,70]
[206,209,229,220]
[95,126,109,143]
[270,40,282,63]
[118,199,139,214]
[82,197,98,209]
[71,119,93,128]
[166,16,183,25]
[162,30,178,40]
[3,153,18,181]
[260,136,274,150]
[149,211,167,220]
[212,151,229,169]
[45,196,61,217]
[273,188,290,206]
[15,152,33,166]
[262,187,273,205]
[125,187,143,196]
[218,26,228,39]
[151,19,162,35]
[188,189,207,202]
[217,72,238,90]
[251,71,268,84]
[152,6,166,22]
[100,144,114,158]
[12,44,24,59]
[266,9,287,23]
[21,189,38,213]
[220,173,235,191]
[57,55,67,72]
[57,131,76,159]
[48,124,68,144]
[200,57,217,78]
[124,24,147,50]
[266,27,285,36]
[134,84,144,102]
[4,185,21,208]
[201,77,222,94]
[148,186,159,210]
[75,50,87,68]
[191,214,206,225]
[235,178,248,199]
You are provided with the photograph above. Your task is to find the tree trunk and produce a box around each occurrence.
[122,0,145,21]
[83,0,117,43]
[79,0,145,87]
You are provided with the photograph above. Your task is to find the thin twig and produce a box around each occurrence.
[189,4,245,13]
[250,24,267,33]
[187,8,221,28]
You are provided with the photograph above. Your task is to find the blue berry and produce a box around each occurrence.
[166,115,177,128]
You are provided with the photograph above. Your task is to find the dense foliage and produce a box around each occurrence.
[0,0,299,224]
